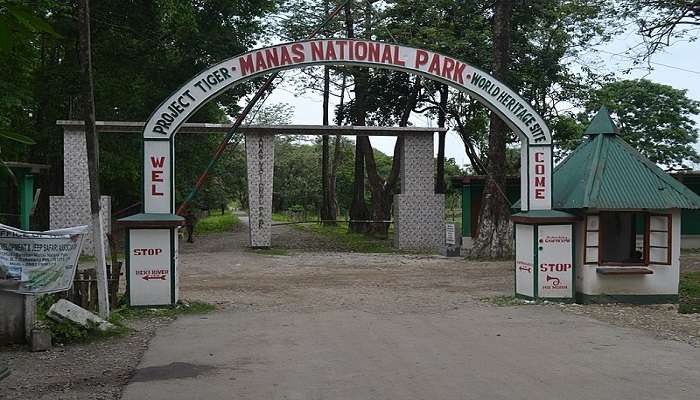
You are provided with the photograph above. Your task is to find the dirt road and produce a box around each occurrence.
[120,217,700,400]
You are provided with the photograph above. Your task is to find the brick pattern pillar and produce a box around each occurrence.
[394,134,445,250]
[245,133,274,248]
[49,127,111,256]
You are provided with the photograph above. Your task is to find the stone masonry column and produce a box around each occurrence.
[245,133,274,248]
[49,125,110,256]
[394,134,445,251]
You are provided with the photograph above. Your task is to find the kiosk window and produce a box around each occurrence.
[585,212,673,266]
[599,212,647,265]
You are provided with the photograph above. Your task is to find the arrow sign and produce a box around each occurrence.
[142,274,167,281]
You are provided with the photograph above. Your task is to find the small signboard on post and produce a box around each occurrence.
[444,223,461,257]
[445,223,456,246]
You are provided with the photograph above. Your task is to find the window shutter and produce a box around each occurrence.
[585,215,599,264]
[649,214,672,265]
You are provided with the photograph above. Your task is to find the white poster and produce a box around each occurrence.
[129,229,172,306]
[515,224,534,297]
[144,140,172,213]
[537,225,573,298]
[0,223,86,294]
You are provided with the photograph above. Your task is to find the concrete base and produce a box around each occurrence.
[0,292,32,345]
[443,245,462,257]
[47,299,115,331]
[30,328,52,352]
[461,236,474,249]
[576,293,679,304]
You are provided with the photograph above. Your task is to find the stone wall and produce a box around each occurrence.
[394,134,445,251]
[49,127,111,256]
[245,133,274,248]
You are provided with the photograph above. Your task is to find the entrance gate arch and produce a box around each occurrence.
[122,39,562,307]
[143,39,552,215]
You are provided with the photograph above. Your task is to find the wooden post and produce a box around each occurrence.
[78,0,109,317]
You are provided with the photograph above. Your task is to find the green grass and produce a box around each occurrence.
[299,223,396,253]
[272,211,441,254]
[679,272,700,314]
[111,300,217,320]
[482,295,533,306]
[194,211,240,234]
[35,295,216,345]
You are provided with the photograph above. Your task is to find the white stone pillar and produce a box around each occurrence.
[394,134,445,250]
[245,133,274,248]
[49,126,111,256]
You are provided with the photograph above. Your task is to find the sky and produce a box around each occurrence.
[254,28,700,170]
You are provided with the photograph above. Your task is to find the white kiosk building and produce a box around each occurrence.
[544,107,700,303]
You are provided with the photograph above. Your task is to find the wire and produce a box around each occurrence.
[596,49,700,76]
[364,0,398,43]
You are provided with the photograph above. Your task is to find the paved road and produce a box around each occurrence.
[121,305,699,400]
[121,216,699,399]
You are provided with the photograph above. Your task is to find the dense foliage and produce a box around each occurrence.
[0,0,275,225]
[1,0,698,243]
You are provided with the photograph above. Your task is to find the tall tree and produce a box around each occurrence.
[320,0,335,225]
[345,0,371,233]
[583,79,699,168]
[620,0,700,59]
[78,0,109,317]
[471,0,514,258]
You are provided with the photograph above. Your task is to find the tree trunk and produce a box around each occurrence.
[320,0,335,226]
[78,0,110,317]
[345,0,370,233]
[471,0,514,259]
[329,74,347,224]
[436,84,448,194]
[321,65,333,225]
[355,77,422,237]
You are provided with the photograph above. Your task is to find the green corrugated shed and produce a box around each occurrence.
[552,107,700,210]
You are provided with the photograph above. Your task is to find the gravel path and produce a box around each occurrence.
[1,215,698,399]
[0,318,170,400]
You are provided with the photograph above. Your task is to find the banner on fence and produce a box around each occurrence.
[0,223,87,294]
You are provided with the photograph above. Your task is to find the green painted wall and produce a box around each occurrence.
[460,181,520,237]
[682,182,700,235]
[461,186,471,238]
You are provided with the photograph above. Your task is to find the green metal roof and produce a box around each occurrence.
[512,210,578,219]
[117,213,184,222]
[583,105,619,136]
[552,108,700,210]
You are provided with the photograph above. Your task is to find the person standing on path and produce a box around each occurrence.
[184,209,197,243]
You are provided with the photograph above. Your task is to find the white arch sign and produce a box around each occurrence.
[143,39,552,213]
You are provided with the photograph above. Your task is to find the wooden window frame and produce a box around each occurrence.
[648,213,672,265]
[584,215,599,264]
[587,212,673,267]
